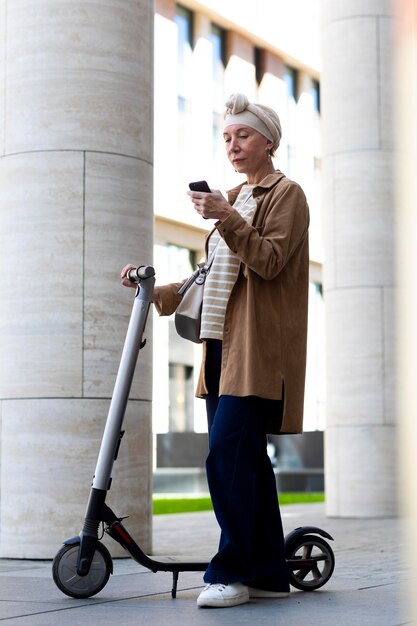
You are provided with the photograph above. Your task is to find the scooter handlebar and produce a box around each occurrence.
[126,265,155,283]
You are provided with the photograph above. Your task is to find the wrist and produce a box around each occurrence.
[217,205,235,222]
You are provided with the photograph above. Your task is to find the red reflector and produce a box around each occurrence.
[114,524,132,544]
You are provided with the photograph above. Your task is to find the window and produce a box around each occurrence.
[211,23,225,79]
[311,79,320,114]
[175,5,193,66]
[175,5,193,190]
[284,65,299,176]
[284,65,298,101]
[211,23,226,172]
[310,78,322,256]
[153,243,199,434]
[311,78,321,159]
[175,6,193,107]
[169,363,194,431]
[255,47,264,85]
[304,282,325,431]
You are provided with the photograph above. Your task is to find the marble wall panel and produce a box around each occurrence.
[321,0,393,25]
[383,286,396,425]
[325,288,387,427]
[5,0,153,158]
[0,152,84,398]
[83,152,153,400]
[321,17,380,154]
[325,424,398,517]
[322,155,336,289]
[331,150,395,288]
[379,16,396,150]
[0,398,152,558]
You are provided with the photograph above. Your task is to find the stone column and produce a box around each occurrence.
[321,0,397,516]
[0,1,154,557]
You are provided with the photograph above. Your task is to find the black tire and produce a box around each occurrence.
[285,534,335,591]
[52,541,112,598]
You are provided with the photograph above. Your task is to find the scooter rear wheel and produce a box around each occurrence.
[285,534,335,591]
[52,541,112,598]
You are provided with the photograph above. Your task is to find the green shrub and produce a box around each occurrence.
[153,492,324,515]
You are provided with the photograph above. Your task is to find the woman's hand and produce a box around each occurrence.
[187,189,235,222]
[120,264,160,302]
[120,263,137,288]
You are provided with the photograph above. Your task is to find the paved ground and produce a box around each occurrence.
[0,503,411,625]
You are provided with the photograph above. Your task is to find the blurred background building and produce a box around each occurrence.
[152,0,325,495]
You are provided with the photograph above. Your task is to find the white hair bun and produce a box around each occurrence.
[225,93,249,115]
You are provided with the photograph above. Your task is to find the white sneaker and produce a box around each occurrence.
[197,583,250,608]
[248,587,289,598]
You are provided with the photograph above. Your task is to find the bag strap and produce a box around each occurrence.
[203,238,220,271]
[177,239,220,296]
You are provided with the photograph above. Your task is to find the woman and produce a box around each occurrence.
[121,93,310,608]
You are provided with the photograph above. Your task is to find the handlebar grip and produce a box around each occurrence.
[126,265,155,283]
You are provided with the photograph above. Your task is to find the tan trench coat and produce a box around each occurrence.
[156,171,309,434]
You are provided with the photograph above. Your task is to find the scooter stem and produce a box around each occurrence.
[92,267,155,491]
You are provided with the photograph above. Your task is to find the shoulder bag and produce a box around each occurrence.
[174,242,218,344]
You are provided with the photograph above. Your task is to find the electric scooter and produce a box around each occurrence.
[52,265,335,599]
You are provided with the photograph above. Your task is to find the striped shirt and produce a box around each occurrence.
[200,185,256,340]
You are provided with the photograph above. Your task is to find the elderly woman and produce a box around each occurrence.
[122,93,309,609]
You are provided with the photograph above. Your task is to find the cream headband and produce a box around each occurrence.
[223,93,282,152]
[223,111,274,144]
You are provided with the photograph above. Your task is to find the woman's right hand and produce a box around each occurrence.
[120,263,137,288]
[120,264,160,303]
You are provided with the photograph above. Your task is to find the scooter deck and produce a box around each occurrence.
[149,555,210,567]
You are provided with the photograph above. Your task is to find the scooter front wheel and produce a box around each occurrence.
[52,541,112,598]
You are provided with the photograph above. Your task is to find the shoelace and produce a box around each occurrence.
[205,583,227,592]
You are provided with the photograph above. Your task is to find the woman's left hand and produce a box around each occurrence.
[187,189,235,222]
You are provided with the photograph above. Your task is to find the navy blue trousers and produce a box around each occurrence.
[203,339,289,591]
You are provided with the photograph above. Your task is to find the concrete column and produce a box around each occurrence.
[0,1,154,557]
[321,0,397,516]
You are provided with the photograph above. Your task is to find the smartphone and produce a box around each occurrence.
[189,180,211,193]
